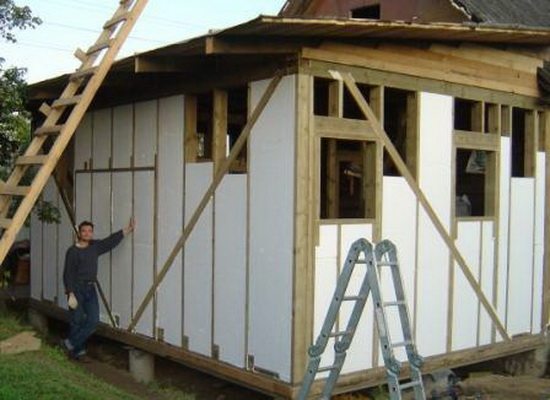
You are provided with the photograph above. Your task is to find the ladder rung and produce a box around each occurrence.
[383,301,406,307]
[355,259,367,264]
[329,330,351,337]
[34,124,64,136]
[74,48,88,63]
[16,155,47,166]
[317,365,338,373]
[377,261,399,267]
[343,295,367,301]
[103,11,130,30]
[391,340,413,348]
[0,185,31,196]
[39,102,51,117]
[0,218,11,229]
[52,95,82,108]
[87,39,114,55]
[399,380,422,390]
[70,66,98,81]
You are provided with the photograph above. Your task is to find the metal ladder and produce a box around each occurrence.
[298,239,426,400]
[0,0,149,265]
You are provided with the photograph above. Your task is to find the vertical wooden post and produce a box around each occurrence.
[525,110,537,178]
[184,95,198,163]
[213,89,228,172]
[405,92,419,180]
[327,80,343,218]
[472,101,484,132]
[542,111,550,327]
[292,72,314,384]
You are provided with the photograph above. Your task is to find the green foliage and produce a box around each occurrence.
[0,0,41,43]
[33,198,61,224]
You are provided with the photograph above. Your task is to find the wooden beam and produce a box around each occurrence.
[542,110,550,327]
[335,70,510,341]
[212,89,228,173]
[302,60,540,110]
[184,95,198,163]
[325,78,340,220]
[292,72,314,384]
[406,91,419,180]
[135,56,186,73]
[525,110,538,178]
[128,73,283,332]
[453,130,500,151]
[314,116,377,141]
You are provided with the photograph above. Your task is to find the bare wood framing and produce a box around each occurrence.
[525,110,538,178]
[184,95,199,163]
[314,116,377,141]
[334,70,510,340]
[406,92,420,180]
[292,72,314,384]
[453,130,500,151]
[128,73,283,333]
[472,101,484,133]
[543,111,550,327]
[326,80,343,219]
[213,89,228,173]
[501,105,512,136]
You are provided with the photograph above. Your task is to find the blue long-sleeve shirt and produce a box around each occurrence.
[63,230,124,293]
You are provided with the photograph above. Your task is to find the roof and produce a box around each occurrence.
[452,0,550,28]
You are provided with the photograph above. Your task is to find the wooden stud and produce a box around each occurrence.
[128,73,283,333]
[314,116,377,141]
[484,151,498,217]
[406,92,419,179]
[38,103,52,117]
[184,95,198,163]
[486,103,501,135]
[336,70,510,341]
[501,105,512,136]
[542,111,550,327]
[525,110,537,178]
[212,89,228,173]
[454,130,500,151]
[472,101,484,133]
[292,72,314,384]
[74,48,88,63]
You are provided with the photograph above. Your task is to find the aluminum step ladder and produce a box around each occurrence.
[0,0,149,265]
[297,239,426,400]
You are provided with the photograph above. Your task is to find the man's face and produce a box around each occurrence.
[79,225,94,242]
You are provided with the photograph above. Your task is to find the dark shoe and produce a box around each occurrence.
[60,338,73,353]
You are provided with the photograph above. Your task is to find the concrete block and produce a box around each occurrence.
[129,348,155,384]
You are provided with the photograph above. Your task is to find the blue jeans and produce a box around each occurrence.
[68,282,99,355]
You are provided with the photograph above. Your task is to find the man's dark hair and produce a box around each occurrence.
[78,221,94,232]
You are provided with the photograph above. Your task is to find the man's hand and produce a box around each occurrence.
[68,292,78,310]
[123,217,136,236]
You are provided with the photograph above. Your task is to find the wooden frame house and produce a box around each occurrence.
[27,8,550,399]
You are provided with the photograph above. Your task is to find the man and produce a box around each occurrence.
[62,218,135,360]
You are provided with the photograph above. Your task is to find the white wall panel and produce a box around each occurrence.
[497,137,511,340]
[75,174,92,223]
[416,92,452,356]
[452,221,480,351]
[30,209,43,300]
[111,172,133,328]
[74,113,92,170]
[532,153,546,333]
[339,224,373,373]
[184,162,213,356]
[248,76,295,381]
[314,225,338,378]
[381,176,418,363]
[507,178,535,335]
[91,172,112,323]
[156,95,184,346]
[213,174,246,366]
[57,195,74,309]
[134,100,157,167]
[479,221,495,345]
[133,171,155,337]
[92,109,112,169]
[112,105,133,169]
[42,180,58,302]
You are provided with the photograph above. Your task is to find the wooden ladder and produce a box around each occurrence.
[0,0,149,264]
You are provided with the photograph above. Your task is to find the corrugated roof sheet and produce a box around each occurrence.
[452,0,550,28]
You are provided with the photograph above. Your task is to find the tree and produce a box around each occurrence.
[0,0,41,43]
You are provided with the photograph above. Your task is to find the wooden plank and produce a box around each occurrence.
[128,74,283,333]
[184,95,198,163]
[16,155,47,166]
[0,218,11,229]
[525,111,538,178]
[303,60,540,110]
[34,125,64,136]
[406,92,419,179]
[302,47,539,98]
[335,70,510,341]
[0,185,30,196]
[212,89,228,173]
[314,116,377,141]
[453,130,500,151]
[543,111,550,327]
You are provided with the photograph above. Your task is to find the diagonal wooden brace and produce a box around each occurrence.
[334,70,510,341]
[128,73,284,332]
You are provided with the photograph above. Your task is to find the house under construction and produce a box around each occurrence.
[11,0,550,398]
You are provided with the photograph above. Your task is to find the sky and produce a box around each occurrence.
[0,0,285,83]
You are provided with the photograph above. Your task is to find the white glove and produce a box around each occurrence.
[68,292,78,310]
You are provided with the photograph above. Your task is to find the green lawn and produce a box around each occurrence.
[0,311,194,400]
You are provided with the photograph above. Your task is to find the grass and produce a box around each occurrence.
[0,311,137,400]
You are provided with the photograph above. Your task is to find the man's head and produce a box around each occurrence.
[78,221,94,242]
